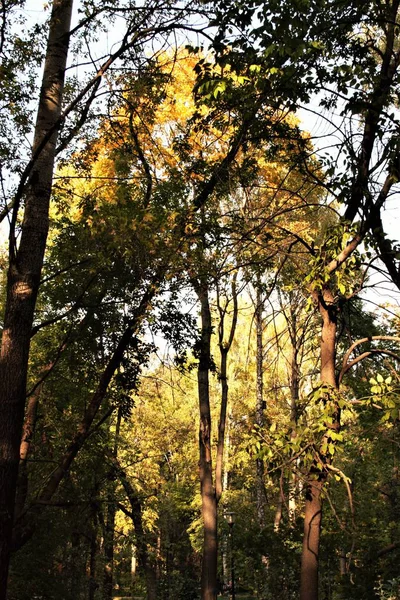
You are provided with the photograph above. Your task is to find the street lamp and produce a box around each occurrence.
[225,512,236,600]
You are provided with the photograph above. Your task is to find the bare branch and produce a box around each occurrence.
[339,336,400,383]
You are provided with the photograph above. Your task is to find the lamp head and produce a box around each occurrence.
[226,511,235,525]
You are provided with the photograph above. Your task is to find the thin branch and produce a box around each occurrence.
[128,110,153,208]
[340,349,400,383]
[339,336,400,383]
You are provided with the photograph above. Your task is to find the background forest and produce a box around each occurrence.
[1,1,400,600]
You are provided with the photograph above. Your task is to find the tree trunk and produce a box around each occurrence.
[88,512,99,600]
[0,1,73,595]
[103,409,122,600]
[131,544,137,598]
[300,479,323,600]
[197,282,218,600]
[288,296,301,522]
[300,289,338,600]
[215,348,228,502]
[255,281,267,527]
[215,273,238,502]
[273,480,283,533]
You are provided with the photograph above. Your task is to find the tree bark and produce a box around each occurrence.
[255,281,267,527]
[300,288,338,600]
[0,1,73,595]
[197,281,218,600]
[215,274,238,503]
[102,409,122,600]
[300,479,323,600]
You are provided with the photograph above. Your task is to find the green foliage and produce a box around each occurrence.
[0,3,45,174]
[303,222,365,298]
[369,374,400,423]
[375,577,400,600]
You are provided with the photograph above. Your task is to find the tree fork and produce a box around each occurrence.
[215,272,238,503]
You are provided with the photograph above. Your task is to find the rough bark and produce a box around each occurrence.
[0,1,73,594]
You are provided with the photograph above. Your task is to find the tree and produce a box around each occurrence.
[0,2,74,592]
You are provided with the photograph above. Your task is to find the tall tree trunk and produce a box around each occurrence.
[197,281,218,600]
[221,416,231,591]
[300,289,338,600]
[103,409,122,600]
[288,296,301,522]
[0,1,73,595]
[300,479,324,600]
[215,273,238,502]
[273,473,283,533]
[131,544,137,598]
[88,505,100,600]
[255,281,267,527]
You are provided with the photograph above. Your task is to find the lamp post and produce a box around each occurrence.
[226,512,236,600]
